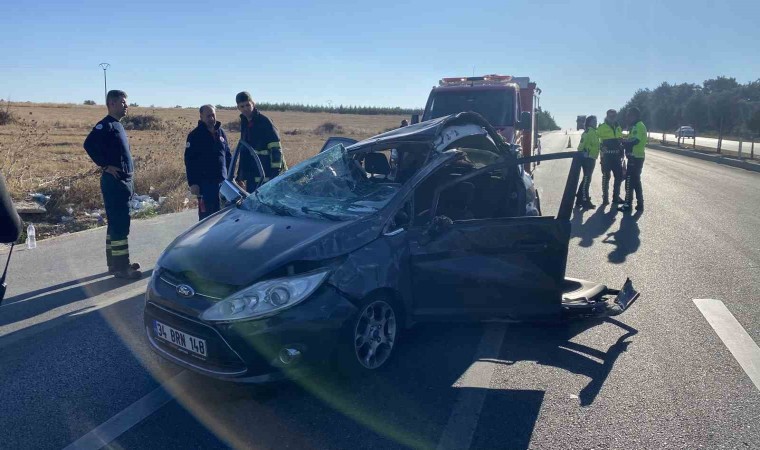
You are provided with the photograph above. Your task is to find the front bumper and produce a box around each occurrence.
[143,283,357,383]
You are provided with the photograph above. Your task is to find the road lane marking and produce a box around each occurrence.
[436,323,507,450]
[694,299,760,391]
[62,370,189,450]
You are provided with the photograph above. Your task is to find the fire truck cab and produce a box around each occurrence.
[420,75,541,170]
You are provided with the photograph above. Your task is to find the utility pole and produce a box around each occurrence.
[98,63,110,102]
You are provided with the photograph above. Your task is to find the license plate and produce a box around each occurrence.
[154,320,207,358]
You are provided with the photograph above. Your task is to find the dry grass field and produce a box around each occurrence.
[0,102,407,240]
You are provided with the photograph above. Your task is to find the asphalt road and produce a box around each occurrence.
[1,131,758,450]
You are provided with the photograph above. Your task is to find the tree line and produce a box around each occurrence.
[215,102,423,116]
[535,107,560,131]
[618,77,760,141]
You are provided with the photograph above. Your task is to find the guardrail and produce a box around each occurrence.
[647,131,756,160]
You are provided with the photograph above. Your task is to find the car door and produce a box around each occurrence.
[408,151,582,322]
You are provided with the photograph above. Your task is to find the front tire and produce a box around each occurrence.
[338,294,400,373]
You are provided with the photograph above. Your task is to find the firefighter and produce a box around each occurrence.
[619,107,647,212]
[234,92,286,192]
[83,90,141,279]
[575,115,600,209]
[184,105,232,220]
[597,109,625,205]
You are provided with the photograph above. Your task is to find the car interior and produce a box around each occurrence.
[411,150,521,226]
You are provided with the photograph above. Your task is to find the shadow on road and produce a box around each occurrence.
[603,211,643,263]
[0,270,153,329]
[158,318,639,450]
[571,206,618,247]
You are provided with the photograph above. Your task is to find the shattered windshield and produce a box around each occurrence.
[241,144,401,221]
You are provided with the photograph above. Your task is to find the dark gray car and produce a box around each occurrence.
[143,113,638,383]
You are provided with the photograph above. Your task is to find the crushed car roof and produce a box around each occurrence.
[348,112,511,153]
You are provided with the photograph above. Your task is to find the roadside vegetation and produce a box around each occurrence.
[217,102,422,116]
[536,107,560,131]
[618,76,760,143]
[0,101,407,241]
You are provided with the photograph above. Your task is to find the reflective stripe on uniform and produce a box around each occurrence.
[111,249,129,256]
[255,149,269,155]
[267,141,281,149]
[271,161,283,169]
[111,239,128,246]
[253,177,271,182]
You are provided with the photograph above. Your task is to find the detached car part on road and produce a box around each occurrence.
[143,113,639,382]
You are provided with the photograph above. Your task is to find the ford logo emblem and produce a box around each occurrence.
[176,284,195,298]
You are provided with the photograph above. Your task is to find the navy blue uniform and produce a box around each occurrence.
[236,109,285,192]
[184,121,232,220]
[83,115,135,271]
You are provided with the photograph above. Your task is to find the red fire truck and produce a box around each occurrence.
[419,74,541,171]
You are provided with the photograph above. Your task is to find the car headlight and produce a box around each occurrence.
[200,269,330,322]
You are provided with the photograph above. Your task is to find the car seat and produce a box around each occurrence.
[364,152,391,180]
[437,182,475,221]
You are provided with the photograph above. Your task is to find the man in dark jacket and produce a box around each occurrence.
[83,89,141,279]
[184,105,232,220]
[234,91,286,192]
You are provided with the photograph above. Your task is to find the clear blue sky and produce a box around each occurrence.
[1,0,758,128]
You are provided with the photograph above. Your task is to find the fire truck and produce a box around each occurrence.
[419,74,541,171]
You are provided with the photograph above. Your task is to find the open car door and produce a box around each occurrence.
[408,151,638,322]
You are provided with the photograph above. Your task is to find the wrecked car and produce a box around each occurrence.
[143,112,639,382]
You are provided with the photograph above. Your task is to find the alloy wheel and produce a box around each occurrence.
[353,300,397,369]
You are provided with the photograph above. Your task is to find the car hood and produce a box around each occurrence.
[157,207,383,287]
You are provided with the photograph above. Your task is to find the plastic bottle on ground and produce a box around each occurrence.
[26,224,36,249]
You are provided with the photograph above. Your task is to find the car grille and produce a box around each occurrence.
[158,269,239,301]
[145,301,247,375]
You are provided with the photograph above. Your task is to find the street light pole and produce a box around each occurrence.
[98,63,110,102]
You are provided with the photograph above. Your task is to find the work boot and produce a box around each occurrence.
[618,203,632,212]
[601,197,610,205]
[112,265,142,279]
[584,200,596,209]
[635,203,644,212]
[612,197,625,204]
[109,263,141,274]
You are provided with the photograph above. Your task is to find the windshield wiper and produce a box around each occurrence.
[254,191,292,216]
[301,206,343,221]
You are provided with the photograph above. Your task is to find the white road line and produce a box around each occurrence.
[62,370,189,450]
[436,323,507,450]
[694,299,760,391]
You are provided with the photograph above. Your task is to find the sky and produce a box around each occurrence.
[1,0,759,129]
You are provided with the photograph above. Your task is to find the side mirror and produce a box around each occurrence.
[220,179,246,205]
[518,111,532,130]
[426,215,453,239]
[411,114,420,125]
[394,210,410,227]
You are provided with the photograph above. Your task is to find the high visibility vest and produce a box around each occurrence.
[578,127,600,159]
[629,121,647,158]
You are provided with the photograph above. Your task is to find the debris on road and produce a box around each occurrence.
[129,194,160,215]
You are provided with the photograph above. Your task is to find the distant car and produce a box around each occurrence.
[675,126,695,138]
[143,112,639,383]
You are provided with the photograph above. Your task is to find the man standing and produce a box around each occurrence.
[83,90,141,279]
[575,115,600,209]
[597,109,625,205]
[619,107,647,212]
[234,92,286,192]
[185,105,232,220]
